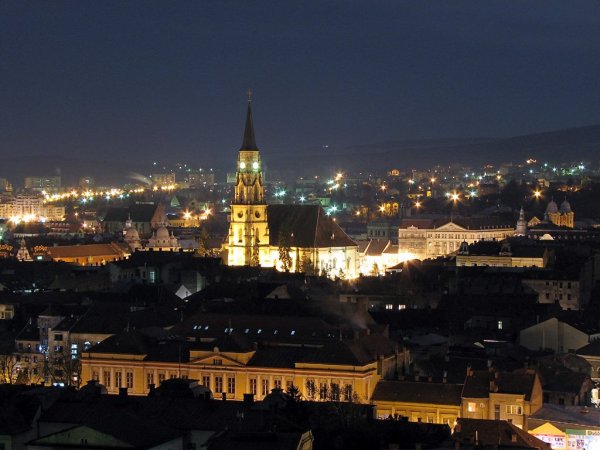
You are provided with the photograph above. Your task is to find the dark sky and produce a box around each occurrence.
[1,1,599,166]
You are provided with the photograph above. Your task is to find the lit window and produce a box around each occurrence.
[467,402,477,412]
[497,321,503,330]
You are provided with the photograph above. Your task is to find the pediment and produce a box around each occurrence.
[190,353,246,367]
[435,222,467,232]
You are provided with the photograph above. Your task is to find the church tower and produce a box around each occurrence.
[227,93,270,266]
[515,206,528,236]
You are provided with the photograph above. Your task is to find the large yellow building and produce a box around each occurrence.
[225,98,358,278]
[398,217,516,261]
[81,314,406,402]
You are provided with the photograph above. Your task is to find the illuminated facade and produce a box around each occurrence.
[0,194,65,222]
[227,98,270,267]
[24,175,61,193]
[225,98,358,277]
[81,319,405,402]
[398,217,515,261]
[545,198,574,228]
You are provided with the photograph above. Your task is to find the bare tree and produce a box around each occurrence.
[0,353,19,384]
[48,347,82,388]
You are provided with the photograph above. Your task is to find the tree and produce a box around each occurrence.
[49,347,82,388]
[0,353,19,384]
[286,382,303,404]
[250,235,260,267]
[305,379,317,400]
[298,252,315,276]
[278,230,292,272]
[196,227,210,256]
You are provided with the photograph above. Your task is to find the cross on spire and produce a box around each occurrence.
[240,91,258,150]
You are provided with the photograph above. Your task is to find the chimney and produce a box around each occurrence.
[119,387,128,398]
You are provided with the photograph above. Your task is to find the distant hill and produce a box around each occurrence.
[3,124,600,186]
[267,124,600,173]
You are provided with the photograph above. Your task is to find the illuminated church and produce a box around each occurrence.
[225,97,358,278]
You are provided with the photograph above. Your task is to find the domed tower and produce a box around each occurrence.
[515,206,528,236]
[227,92,270,267]
[559,197,575,228]
[124,225,142,251]
[544,198,559,223]
[545,197,574,228]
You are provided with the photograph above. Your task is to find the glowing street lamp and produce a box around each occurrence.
[533,189,542,199]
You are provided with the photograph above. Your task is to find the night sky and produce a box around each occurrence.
[2,1,600,167]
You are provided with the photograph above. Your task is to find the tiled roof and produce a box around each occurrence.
[247,346,313,368]
[400,216,514,230]
[529,404,600,428]
[364,239,390,256]
[372,380,462,405]
[300,334,397,366]
[103,204,158,223]
[576,340,600,357]
[47,243,129,259]
[462,370,537,400]
[454,418,551,449]
[267,205,356,248]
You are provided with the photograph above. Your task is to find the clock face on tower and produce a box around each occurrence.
[239,162,246,169]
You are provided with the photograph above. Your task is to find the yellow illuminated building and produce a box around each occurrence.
[81,325,404,402]
[544,199,574,228]
[371,380,462,425]
[225,97,358,277]
[398,217,515,261]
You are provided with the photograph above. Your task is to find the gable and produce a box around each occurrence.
[189,352,246,367]
[435,222,467,232]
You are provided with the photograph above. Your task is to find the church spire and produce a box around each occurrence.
[240,89,258,151]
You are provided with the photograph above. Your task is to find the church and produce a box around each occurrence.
[224,97,358,278]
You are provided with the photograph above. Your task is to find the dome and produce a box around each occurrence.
[155,225,170,240]
[125,226,140,241]
[560,199,572,214]
[545,199,559,214]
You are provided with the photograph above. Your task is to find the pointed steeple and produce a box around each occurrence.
[240,90,258,151]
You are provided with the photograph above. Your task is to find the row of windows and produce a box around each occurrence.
[95,370,135,389]
[467,402,523,415]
